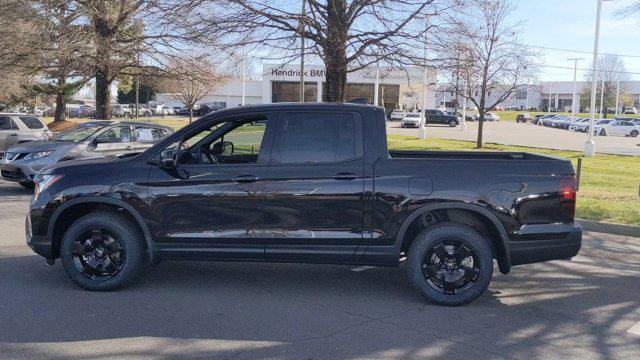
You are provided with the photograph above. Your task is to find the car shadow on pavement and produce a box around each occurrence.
[1,241,640,359]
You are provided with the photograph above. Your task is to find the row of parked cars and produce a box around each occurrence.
[520,113,640,137]
[0,112,174,188]
[389,109,500,127]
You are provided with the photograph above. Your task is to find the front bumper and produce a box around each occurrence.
[26,212,52,258]
[509,223,582,266]
[401,122,421,128]
[1,162,46,183]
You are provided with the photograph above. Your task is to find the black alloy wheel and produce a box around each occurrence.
[72,229,125,280]
[60,212,144,291]
[421,239,479,295]
[406,222,493,306]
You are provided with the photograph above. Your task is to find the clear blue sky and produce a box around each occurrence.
[514,0,640,81]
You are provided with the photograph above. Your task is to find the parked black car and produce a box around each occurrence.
[532,114,545,125]
[425,109,459,127]
[27,103,580,306]
[516,113,531,123]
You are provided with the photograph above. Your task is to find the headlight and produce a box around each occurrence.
[34,174,63,198]
[24,151,54,160]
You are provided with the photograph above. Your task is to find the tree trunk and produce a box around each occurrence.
[476,113,484,148]
[323,0,348,102]
[189,107,193,123]
[95,69,112,119]
[54,93,66,123]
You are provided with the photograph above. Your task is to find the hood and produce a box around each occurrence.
[40,154,128,174]
[8,140,77,153]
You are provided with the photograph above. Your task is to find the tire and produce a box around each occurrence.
[600,129,607,136]
[405,222,493,306]
[449,120,457,127]
[60,212,145,291]
[19,181,34,189]
[631,130,639,137]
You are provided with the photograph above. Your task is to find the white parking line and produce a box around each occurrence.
[627,321,640,336]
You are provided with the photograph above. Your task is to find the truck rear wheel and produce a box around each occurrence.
[405,222,493,306]
[60,212,144,291]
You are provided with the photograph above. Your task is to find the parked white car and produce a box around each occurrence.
[0,113,51,160]
[389,109,405,121]
[623,107,638,115]
[483,112,500,121]
[594,119,640,137]
[400,112,422,128]
[33,105,52,116]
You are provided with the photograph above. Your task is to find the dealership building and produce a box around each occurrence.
[156,64,436,112]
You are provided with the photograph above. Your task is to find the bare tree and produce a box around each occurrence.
[161,57,228,122]
[437,0,537,148]
[27,0,92,123]
[581,54,630,117]
[76,0,201,119]
[178,0,450,102]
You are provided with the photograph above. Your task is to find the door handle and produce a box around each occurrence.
[233,174,259,183]
[332,172,359,181]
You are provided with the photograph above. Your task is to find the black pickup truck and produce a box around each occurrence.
[27,103,581,305]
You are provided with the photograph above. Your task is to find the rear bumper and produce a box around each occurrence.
[509,223,582,266]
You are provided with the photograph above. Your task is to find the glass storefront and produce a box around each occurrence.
[272,81,318,103]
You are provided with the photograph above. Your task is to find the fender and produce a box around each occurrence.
[47,196,158,265]
[394,202,511,274]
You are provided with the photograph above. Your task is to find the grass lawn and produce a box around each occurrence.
[388,135,640,227]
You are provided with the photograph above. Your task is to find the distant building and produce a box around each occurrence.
[156,64,437,113]
[435,81,640,112]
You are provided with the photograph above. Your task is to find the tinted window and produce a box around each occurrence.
[0,116,14,130]
[278,112,359,164]
[135,126,167,142]
[18,116,44,129]
[95,126,132,143]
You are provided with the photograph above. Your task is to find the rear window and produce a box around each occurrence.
[18,116,45,129]
[135,126,169,142]
[277,112,361,164]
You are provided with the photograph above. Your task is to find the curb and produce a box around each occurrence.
[577,219,640,239]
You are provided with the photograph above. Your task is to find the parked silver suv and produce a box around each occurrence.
[0,113,52,160]
[0,120,173,187]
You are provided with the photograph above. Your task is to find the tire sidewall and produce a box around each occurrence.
[406,223,494,306]
[60,212,144,291]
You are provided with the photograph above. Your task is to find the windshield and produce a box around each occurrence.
[52,124,108,142]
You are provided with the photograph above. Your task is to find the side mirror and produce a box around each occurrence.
[160,149,177,169]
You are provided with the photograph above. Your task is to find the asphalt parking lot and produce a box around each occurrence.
[388,121,640,156]
[1,179,640,359]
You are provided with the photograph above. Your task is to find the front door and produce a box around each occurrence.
[92,125,134,156]
[261,111,365,263]
[146,114,276,260]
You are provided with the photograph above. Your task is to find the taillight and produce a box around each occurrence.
[558,175,577,221]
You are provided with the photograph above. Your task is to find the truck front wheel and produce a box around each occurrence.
[405,223,493,306]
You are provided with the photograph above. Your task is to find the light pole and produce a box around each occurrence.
[599,72,605,119]
[418,15,429,139]
[585,0,611,157]
[460,82,467,132]
[614,80,620,116]
[568,58,584,120]
[555,81,559,111]
[374,67,380,106]
[547,84,552,114]
[241,57,246,106]
[299,0,306,102]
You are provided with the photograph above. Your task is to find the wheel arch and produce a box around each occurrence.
[48,196,158,265]
[395,202,511,274]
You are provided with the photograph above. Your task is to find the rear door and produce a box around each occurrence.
[0,116,19,155]
[261,110,365,263]
[133,126,171,151]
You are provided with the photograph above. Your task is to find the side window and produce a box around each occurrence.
[96,126,132,143]
[0,116,15,130]
[277,112,361,164]
[18,116,45,129]
[135,126,164,142]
